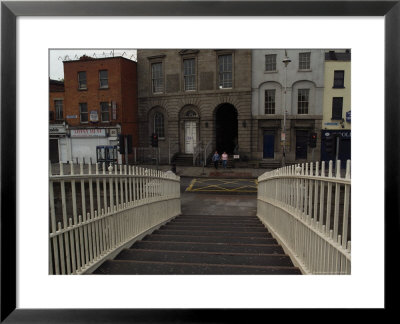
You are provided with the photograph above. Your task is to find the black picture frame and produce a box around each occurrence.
[1,0,398,322]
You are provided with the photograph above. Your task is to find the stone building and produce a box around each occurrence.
[251,49,325,166]
[137,49,252,164]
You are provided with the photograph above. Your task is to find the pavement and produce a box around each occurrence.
[139,164,272,179]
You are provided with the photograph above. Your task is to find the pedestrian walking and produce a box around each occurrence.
[212,151,220,169]
[222,151,228,169]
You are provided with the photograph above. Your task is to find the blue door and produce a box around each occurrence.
[263,134,275,158]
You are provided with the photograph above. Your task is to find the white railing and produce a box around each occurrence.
[49,162,181,275]
[257,160,351,275]
[193,141,203,166]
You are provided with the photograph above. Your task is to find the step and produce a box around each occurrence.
[154,229,271,238]
[160,224,267,232]
[93,260,302,275]
[115,249,295,267]
[129,241,285,254]
[142,234,278,244]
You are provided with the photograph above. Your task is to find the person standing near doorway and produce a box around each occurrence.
[212,151,220,169]
[222,151,228,169]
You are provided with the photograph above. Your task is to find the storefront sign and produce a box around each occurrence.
[90,111,99,122]
[70,129,106,137]
[49,125,66,134]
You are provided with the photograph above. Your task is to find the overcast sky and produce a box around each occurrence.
[49,49,137,80]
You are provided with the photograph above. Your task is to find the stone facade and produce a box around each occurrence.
[137,49,252,162]
[252,49,325,164]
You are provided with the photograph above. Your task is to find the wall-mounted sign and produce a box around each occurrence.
[90,111,99,122]
[70,129,106,137]
[346,111,351,123]
[112,101,117,120]
[324,122,339,126]
[66,115,77,119]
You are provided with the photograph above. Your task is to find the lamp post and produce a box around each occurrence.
[282,51,291,167]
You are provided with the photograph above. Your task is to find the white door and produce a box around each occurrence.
[185,121,197,153]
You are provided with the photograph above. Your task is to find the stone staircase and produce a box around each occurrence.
[172,153,193,166]
[93,213,302,275]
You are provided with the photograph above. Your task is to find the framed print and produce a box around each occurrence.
[1,0,399,322]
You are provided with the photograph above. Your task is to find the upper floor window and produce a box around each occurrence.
[299,52,311,70]
[298,89,309,114]
[99,70,109,88]
[54,100,63,120]
[100,102,110,122]
[333,70,345,88]
[154,112,165,138]
[78,71,87,89]
[218,54,232,88]
[332,97,343,120]
[183,59,196,91]
[79,103,88,123]
[152,62,163,93]
[264,90,276,114]
[265,54,277,72]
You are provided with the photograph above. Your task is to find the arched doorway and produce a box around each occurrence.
[215,103,238,154]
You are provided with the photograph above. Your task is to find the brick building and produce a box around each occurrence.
[58,55,138,164]
[49,79,66,162]
[137,49,252,164]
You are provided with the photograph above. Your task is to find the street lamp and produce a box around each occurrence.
[282,51,291,167]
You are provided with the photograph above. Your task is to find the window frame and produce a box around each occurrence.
[78,71,87,90]
[183,58,196,91]
[151,62,164,94]
[79,103,88,123]
[332,97,344,120]
[265,54,277,72]
[100,101,110,122]
[297,89,310,114]
[264,89,276,114]
[154,112,165,138]
[218,53,233,89]
[299,52,311,70]
[333,70,345,88]
[99,70,109,89]
[54,99,63,120]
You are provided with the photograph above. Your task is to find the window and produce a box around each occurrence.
[218,54,232,88]
[299,52,311,70]
[265,54,277,72]
[79,103,88,123]
[154,112,165,138]
[54,100,63,120]
[183,59,196,91]
[99,70,108,88]
[100,102,109,122]
[298,89,309,114]
[332,97,343,120]
[78,72,87,89]
[151,63,163,93]
[264,90,276,114]
[333,70,345,88]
